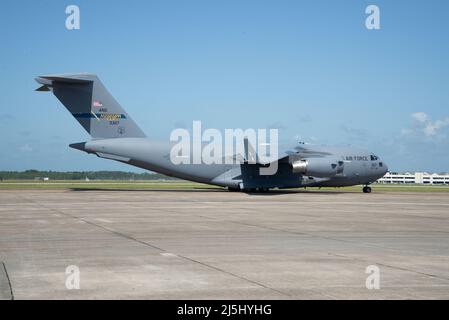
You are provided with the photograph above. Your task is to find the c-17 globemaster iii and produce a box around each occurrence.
[35,73,388,193]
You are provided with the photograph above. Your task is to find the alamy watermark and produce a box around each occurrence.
[65,265,80,290]
[365,265,380,289]
[66,5,80,30]
[365,5,381,30]
[169,121,279,175]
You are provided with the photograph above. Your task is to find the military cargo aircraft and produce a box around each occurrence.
[35,73,388,193]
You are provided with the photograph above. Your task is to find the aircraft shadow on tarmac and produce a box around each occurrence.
[69,188,347,195]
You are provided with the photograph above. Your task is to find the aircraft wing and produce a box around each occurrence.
[245,140,333,165]
[280,143,333,159]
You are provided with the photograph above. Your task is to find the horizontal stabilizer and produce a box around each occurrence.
[35,85,51,92]
[36,74,93,84]
[34,74,93,92]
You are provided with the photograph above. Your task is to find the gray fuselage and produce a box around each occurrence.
[74,138,388,190]
[35,73,388,191]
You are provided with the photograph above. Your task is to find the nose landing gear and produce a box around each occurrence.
[362,186,372,193]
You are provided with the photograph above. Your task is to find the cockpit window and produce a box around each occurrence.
[370,155,378,161]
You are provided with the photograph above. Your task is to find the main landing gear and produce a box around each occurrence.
[362,185,372,193]
[228,186,270,193]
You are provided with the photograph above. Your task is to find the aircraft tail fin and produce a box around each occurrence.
[35,73,146,139]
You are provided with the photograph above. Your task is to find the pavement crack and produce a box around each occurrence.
[150,207,292,297]
[329,252,449,283]
[175,254,291,298]
[193,210,449,285]
[194,205,425,256]
[21,196,290,297]
[2,262,14,300]
[18,194,165,252]
[65,215,165,252]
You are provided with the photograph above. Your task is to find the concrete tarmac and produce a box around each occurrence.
[1,189,448,299]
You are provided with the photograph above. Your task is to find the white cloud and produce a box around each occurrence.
[423,118,449,137]
[407,112,449,138]
[411,112,428,123]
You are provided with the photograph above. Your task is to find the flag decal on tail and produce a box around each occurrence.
[92,100,103,108]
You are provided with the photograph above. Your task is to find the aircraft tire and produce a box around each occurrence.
[363,186,372,193]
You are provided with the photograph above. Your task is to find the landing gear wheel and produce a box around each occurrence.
[362,186,372,193]
[228,187,241,192]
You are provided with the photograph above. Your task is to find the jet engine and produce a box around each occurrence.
[291,158,343,177]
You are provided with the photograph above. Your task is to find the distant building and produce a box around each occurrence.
[377,172,449,185]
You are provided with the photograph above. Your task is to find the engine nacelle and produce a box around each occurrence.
[291,158,342,177]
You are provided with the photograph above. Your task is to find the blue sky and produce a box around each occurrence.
[0,0,448,172]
